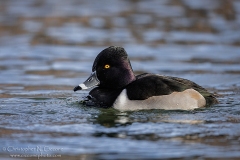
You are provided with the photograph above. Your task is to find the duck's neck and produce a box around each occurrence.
[99,71,135,89]
[120,59,136,88]
[123,69,136,87]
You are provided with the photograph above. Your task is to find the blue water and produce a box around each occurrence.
[0,0,240,159]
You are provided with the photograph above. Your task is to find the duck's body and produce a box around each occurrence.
[114,88,205,111]
[74,46,218,111]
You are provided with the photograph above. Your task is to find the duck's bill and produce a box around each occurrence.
[73,71,100,91]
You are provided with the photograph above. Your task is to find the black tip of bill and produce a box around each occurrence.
[73,85,82,92]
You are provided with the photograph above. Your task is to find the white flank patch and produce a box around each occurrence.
[113,89,206,111]
[79,83,88,90]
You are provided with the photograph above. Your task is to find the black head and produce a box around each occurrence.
[92,46,136,89]
[73,46,136,91]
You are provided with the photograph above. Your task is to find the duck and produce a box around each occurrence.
[73,46,218,111]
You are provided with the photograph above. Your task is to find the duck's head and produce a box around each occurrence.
[74,46,136,91]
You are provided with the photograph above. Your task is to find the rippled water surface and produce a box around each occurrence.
[0,0,240,159]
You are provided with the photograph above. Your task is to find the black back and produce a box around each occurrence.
[126,73,218,105]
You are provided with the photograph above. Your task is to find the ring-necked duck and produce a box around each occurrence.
[74,46,218,111]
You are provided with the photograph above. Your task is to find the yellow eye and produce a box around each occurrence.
[104,64,110,69]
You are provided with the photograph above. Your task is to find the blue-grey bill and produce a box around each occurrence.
[73,71,100,91]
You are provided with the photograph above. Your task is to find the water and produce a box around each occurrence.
[0,0,240,159]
